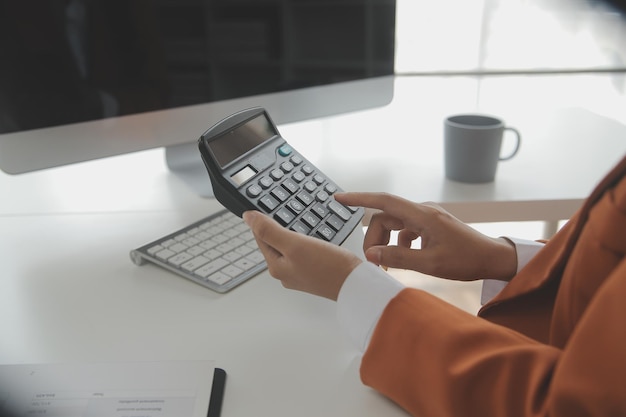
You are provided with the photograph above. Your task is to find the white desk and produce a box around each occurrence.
[1,75,625,417]
[0,155,391,417]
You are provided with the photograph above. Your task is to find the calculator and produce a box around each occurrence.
[197,107,364,245]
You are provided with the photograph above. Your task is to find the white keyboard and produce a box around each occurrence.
[130,209,266,293]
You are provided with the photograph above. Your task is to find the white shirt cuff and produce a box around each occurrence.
[337,262,405,352]
[480,237,545,304]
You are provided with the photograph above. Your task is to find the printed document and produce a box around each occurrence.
[0,360,216,417]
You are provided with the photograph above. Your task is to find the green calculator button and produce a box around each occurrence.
[278,145,293,156]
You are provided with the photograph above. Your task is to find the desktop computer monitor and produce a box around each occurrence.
[0,0,396,197]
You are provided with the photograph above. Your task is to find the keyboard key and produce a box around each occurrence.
[147,245,163,255]
[168,252,193,266]
[235,245,254,256]
[206,271,232,285]
[181,255,210,272]
[168,242,189,253]
[222,265,244,278]
[195,258,229,278]
[246,251,265,264]
[223,251,242,262]
[187,245,206,256]
[234,258,256,271]
[156,248,176,261]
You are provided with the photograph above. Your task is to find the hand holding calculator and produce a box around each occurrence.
[198,107,364,245]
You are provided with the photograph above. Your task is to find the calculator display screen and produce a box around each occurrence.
[209,114,277,167]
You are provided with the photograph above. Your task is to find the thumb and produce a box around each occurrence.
[243,210,292,253]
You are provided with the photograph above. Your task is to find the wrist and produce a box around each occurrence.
[488,237,518,282]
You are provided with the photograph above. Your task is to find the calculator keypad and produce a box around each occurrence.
[243,147,363,245]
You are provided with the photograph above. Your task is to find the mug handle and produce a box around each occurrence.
[499,127,521,161]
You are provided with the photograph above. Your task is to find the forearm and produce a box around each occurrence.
[361,288,561,417]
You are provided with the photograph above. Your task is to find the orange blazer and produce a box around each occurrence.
[361,155,626,417]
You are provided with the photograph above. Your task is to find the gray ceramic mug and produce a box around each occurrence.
[444,114,521,183]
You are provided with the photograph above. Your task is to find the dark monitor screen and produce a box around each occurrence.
[0,0,396,196]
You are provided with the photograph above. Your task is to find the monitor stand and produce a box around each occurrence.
[165,142,214,198]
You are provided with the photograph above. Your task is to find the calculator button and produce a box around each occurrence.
[291,220,311,235]
[281,161,295,172]
[270,186,289,202]
[292,171,305,183]
[290,155,303,165]
[313,174,325,185]
[316,225,336,241]
[278,144,293,156]
[311,202,329,219]
[315,191,329,202]
[327,214,345,231]
[259,176,274,189]
[328,200,352,221]
[287,200,305,214]
[282,178,299,194]
[246,184,263,198]
[301,165,314,175]
[304,182,317,193]
[274,208,296,226]
[301,211,320,228]
[259,195,280,212]
[296,191,314,206]
[270,169,284,180]
[324,183,338,194]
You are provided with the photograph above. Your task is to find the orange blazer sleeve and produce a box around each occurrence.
[360,155,626,417]
[360,260,626,417]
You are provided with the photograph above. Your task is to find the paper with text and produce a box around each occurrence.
[0,361,215,417]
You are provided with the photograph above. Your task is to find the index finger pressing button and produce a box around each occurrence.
[328,200,351,221]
